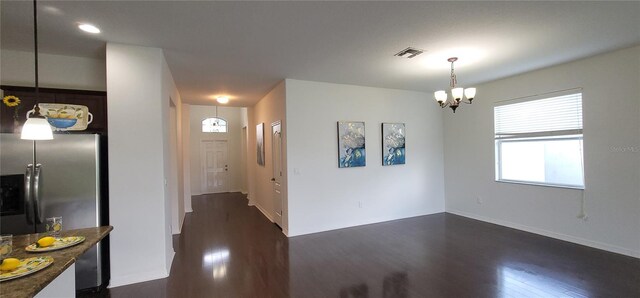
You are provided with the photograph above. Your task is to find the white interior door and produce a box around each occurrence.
[271,122,283,227]
[201,140,229,194]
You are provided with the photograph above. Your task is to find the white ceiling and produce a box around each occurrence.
[2,1,639,106]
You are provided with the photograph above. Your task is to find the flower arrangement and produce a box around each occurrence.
[2,95,21,121]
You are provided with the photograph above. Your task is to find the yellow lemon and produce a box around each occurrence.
[53,223,62,232]
[0,258,20,271]
[37,236,56,248]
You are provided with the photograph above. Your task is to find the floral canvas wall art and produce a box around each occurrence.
[382,123,405,166]
[337,121,366,168]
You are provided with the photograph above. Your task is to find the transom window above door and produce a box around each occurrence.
[202,117,228,133]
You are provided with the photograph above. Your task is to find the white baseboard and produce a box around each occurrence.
[167,250,175,270]
[254,203,274,223]
[282,228,289,237]
[178,214,186,232]
[447,209,640,259]
[288,210,444,237]
[108,269,169,288]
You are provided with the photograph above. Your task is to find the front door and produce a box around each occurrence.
[201,140,228,194]
[271,122,283,227]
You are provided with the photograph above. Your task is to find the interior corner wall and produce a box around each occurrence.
[182,103,193,213]
[247,81,287,232]
[240,107,249,194]
[285,79,445,237]
[106,43,173,287]
[1,49,106,91]
[162,57,185,236]
[443,45,640,258]
[188,106,243,195]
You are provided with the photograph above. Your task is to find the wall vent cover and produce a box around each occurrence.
[394,47,424,58]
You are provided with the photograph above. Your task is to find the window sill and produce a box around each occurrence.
[495,179,584,190]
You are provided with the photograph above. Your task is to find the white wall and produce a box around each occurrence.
[1,49,106,91]
[189,105,244,195]
[247,81,287,230]
[162,58,186,236]
[285,79,445,236]
[240,107,249,194]
[106,43,174,287]
[444,46,640,257]
[182,103,193,213]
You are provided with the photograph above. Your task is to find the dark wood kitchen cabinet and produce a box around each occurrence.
[1,86,107,134]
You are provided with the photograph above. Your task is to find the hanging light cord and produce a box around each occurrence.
[33,0,39,101]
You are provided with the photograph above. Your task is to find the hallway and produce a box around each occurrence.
[109,192,288,297]
[107,193,640,297]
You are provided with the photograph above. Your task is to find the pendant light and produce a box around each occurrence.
[434,57,477,113]
[21,0,53,140]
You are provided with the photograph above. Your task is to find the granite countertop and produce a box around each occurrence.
[0,226,113,298]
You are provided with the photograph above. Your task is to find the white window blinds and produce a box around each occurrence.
[494,93,582,139]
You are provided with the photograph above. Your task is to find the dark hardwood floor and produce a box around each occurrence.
[104,192,640,298]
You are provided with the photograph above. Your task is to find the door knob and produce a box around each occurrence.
[270,178,276,181]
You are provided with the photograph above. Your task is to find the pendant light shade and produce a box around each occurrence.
[21,116,53,140]
[451,87,464,101]
[21,0,54,140]
[434,90,447,103]
[464,88,476,101]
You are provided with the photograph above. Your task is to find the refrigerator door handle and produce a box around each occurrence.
[33,164,44,224]
[25,164,34,225]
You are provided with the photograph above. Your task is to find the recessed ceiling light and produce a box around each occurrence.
[216,96,229,104]
[78,23,100,34]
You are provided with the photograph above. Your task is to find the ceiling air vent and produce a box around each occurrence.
[394,47,424,59]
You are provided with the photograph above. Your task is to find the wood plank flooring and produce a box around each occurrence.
[104,192,640,297]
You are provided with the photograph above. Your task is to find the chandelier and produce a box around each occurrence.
[434,57,476,113]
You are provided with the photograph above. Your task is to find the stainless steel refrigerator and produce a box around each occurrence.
[0,133,107,291]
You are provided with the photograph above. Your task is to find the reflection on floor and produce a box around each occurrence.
[105,192,640,297]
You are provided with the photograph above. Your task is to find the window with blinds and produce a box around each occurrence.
[494,92,584,189]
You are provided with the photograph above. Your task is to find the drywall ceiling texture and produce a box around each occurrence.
[2,2,639,106]
[0,49,106,91]
[189,105,244,195]
[443,46,640,258]
[285,79,445,237]
[106,43,174,286]
[247,81,288,233]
